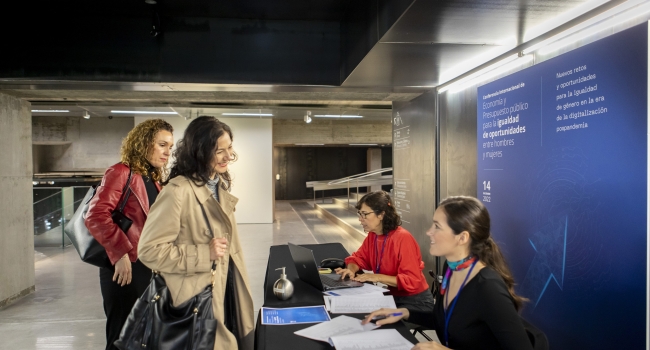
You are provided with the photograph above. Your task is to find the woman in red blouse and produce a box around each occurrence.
[336,190,434,312]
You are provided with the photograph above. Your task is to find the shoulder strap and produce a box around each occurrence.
[116,170,133,212]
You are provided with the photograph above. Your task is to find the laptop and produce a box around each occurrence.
[288,243,363,291]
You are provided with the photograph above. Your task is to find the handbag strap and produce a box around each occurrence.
[116,170,133,212]
[199,201,218,285]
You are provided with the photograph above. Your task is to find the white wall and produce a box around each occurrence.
[135,116,273,224]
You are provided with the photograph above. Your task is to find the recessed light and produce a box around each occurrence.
[221,113,274,116]
[111,110,178,115]
[314,115,363,118]
[31,110,69,113]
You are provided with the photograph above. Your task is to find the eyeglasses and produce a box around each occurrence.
[356,210,377,219]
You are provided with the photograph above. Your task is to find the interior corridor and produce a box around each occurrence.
[0,200,363,350]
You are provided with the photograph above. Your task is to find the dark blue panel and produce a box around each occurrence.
[477,23,647,349]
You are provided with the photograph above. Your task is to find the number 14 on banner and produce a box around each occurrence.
[482,181,491,203]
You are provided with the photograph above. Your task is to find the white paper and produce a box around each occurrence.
[329,329,414,350]
[293,315,378,343]
[329,295,397,314]
[323,283,387,296]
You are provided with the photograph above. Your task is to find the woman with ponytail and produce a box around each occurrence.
[363,196,533,350]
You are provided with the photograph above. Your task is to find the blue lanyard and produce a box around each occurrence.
[443,260,478,347]
[374,233,389,274]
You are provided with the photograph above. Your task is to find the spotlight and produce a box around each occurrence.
[83,111,90,119]
[145,0,157,3]
[304,110,312,124]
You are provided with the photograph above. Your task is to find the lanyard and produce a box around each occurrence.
[374,233,389,274]
[443,260,478,347]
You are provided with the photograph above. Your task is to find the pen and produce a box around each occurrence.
[372,312,403,320]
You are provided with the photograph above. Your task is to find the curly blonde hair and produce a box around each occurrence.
[120,119,174,183]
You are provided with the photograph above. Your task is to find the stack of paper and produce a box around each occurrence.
[294,315,378,344]
[329,329,415,350]
[326,295,396,314]
[323,283,388,296]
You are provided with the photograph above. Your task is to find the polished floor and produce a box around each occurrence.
[0,201,366,350]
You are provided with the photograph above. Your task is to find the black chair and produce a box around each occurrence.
[411,270,439,341]
[521,317,549,350]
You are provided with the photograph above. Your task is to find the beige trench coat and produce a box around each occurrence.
[138,176,255,350]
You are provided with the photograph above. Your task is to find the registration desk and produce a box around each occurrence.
[254,243,418,350]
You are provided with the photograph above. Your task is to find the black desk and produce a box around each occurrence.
[254,243,418,350]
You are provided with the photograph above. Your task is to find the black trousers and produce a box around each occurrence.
[99,260,152,350]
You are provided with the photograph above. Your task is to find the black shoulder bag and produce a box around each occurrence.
[64,170,134,268]
[113,265,218,350]
[114,203,218,350]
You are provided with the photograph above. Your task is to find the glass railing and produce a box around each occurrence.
[33,186,91,247]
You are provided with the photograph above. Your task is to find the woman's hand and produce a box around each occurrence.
[361,308,409,326]
[354,273,379,283]
[335,268,356,280]
[411,341,450,350]
[209,237,228,260]
[113,254,132,286]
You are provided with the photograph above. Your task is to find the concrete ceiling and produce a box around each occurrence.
[0,0,622,113]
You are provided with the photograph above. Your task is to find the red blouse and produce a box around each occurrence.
[344,226,429,297]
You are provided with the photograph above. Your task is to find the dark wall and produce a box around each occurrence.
[340,0,413,82]
[392,91,437,281]
[1,1,341,85]
[275,147,369,200]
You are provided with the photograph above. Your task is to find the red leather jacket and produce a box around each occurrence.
[85,163,160,265]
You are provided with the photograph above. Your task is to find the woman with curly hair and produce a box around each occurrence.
[85,119,173,350]
[138,116,255,349]
[336,190,434,314]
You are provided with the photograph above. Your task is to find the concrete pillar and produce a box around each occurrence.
[367,148,382,193]
[0,93,35,307]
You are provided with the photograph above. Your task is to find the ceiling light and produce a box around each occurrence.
[349,144,378,146]
[144,0,157,3]
[536,2,650,55]
[295,143,325,146]
[523,0,609,42]
[83,111,90,119]
[31,110,69,113]
[314,115,363,118]
[111,110,178,115]
[221,113,274,116]
[32,181,38,186]
[449,55,533,93]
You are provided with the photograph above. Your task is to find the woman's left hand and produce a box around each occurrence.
[411,341,450,350]
[354,273,379,283]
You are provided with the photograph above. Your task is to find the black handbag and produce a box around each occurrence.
[113,265,218,350]
[64,170,134,268]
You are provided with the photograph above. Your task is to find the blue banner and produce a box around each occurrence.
[477,23,647,349]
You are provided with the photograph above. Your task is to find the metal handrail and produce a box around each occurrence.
[327,167,393,185]
[307,168,393,206]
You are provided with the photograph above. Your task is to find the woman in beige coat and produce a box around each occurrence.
[138,116,254,350]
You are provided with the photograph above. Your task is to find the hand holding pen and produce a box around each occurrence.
[362,308,409,326]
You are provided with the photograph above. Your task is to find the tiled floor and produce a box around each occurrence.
[0,200,366,350]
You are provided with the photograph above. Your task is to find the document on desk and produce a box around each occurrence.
[323,293,385,311]
[294,315,378,343]
[329,295,396,314]
[323,283,387,296]
[329,329,414,350]
[261,306,330,325]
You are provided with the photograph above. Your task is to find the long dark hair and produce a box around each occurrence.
[356,190,401,234]
[439,196,527,311]
[165,116,237,189]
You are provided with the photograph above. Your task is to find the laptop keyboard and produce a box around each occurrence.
[319,274,351,288]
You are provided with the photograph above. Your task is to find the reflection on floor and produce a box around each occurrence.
[0,200,370,350]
